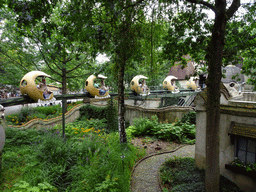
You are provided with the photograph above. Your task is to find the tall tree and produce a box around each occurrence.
[96,0,146,143]
[2,1,94,105]
[0,8,40,85]
[162,0,246,191]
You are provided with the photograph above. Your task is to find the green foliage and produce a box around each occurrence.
[1,118,145,191]
[180,111,196,125]
[160,157,243,192]
[155,123,180,141]
[4,127,44,148]
[127,115,195,143]
[79,104,107,120]
[171,182,205,192]
[229,159,256,172]
[132,115,158,137]
[5,103,79,125]
[79,101,118,132]
[12,181,57,192]
[159,97,180,108]
[53,118,107,139]
[1,128,45,191]
[33,105,62,117]
[94,175,118,192]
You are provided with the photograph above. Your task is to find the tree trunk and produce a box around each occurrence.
[205,4,227,192]
[62,67,68,113]
[117,55,127,143]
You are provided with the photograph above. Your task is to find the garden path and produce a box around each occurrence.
[130,144,195,192]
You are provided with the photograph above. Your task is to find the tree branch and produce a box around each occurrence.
[1,51,29,72]
[66,73,91,79]
[30,30,63,72]
[66,62,85,74]
[185,0,217,14]
[226,0,241,20]
[119,0,145,14]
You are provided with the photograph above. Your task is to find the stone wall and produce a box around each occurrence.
[195,94,256,192]
[124,105,194,125]
[90,98,193,124]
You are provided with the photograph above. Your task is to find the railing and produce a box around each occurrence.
[243,92,256,102]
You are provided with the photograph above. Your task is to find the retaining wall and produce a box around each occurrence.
[7,104,84,130]
[124,105,194,125]
[90,99,194,125]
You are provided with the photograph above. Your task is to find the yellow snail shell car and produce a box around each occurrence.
[20,71,54,101]
[85,74,110,98]
[130,75,150,95]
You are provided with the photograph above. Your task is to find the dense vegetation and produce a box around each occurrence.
[127,111,196,144]
[160,157,243,192]
[1,118,145,191]
[78,99,118,133]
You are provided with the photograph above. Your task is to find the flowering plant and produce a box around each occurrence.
[230,158,256,172]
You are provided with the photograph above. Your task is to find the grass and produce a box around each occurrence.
[160,157,243,192]
[0,118,145,191]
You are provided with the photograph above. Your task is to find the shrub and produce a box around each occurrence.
[5,103,79,126]
[79,105,107,120]
[132,116,157,137]
[79,100,118,132]
[160,157,243,192]
[3,118,144,192]
[33,105,61,116]
[180,123,196,139]
[127,115,195,143]
[12,181,57,192]
[180,111,196,125]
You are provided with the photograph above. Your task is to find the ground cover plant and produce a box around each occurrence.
[126,112,196,144]
[160,157,243,192]
[1,118,145,191]
[5,101,82,126]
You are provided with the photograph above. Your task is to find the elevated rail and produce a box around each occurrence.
[0,89,200,107]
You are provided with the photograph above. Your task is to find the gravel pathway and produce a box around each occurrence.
[130,145,195,192]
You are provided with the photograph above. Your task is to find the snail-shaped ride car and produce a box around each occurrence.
[163,75,180,93]
[85,74,110,98]
[186,77,201,92]
[130,75,150,96]
[20,71,54,101]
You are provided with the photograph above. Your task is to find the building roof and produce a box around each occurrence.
[222,65,244,83]
[229,122,256,139]
[168,55,195,80]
